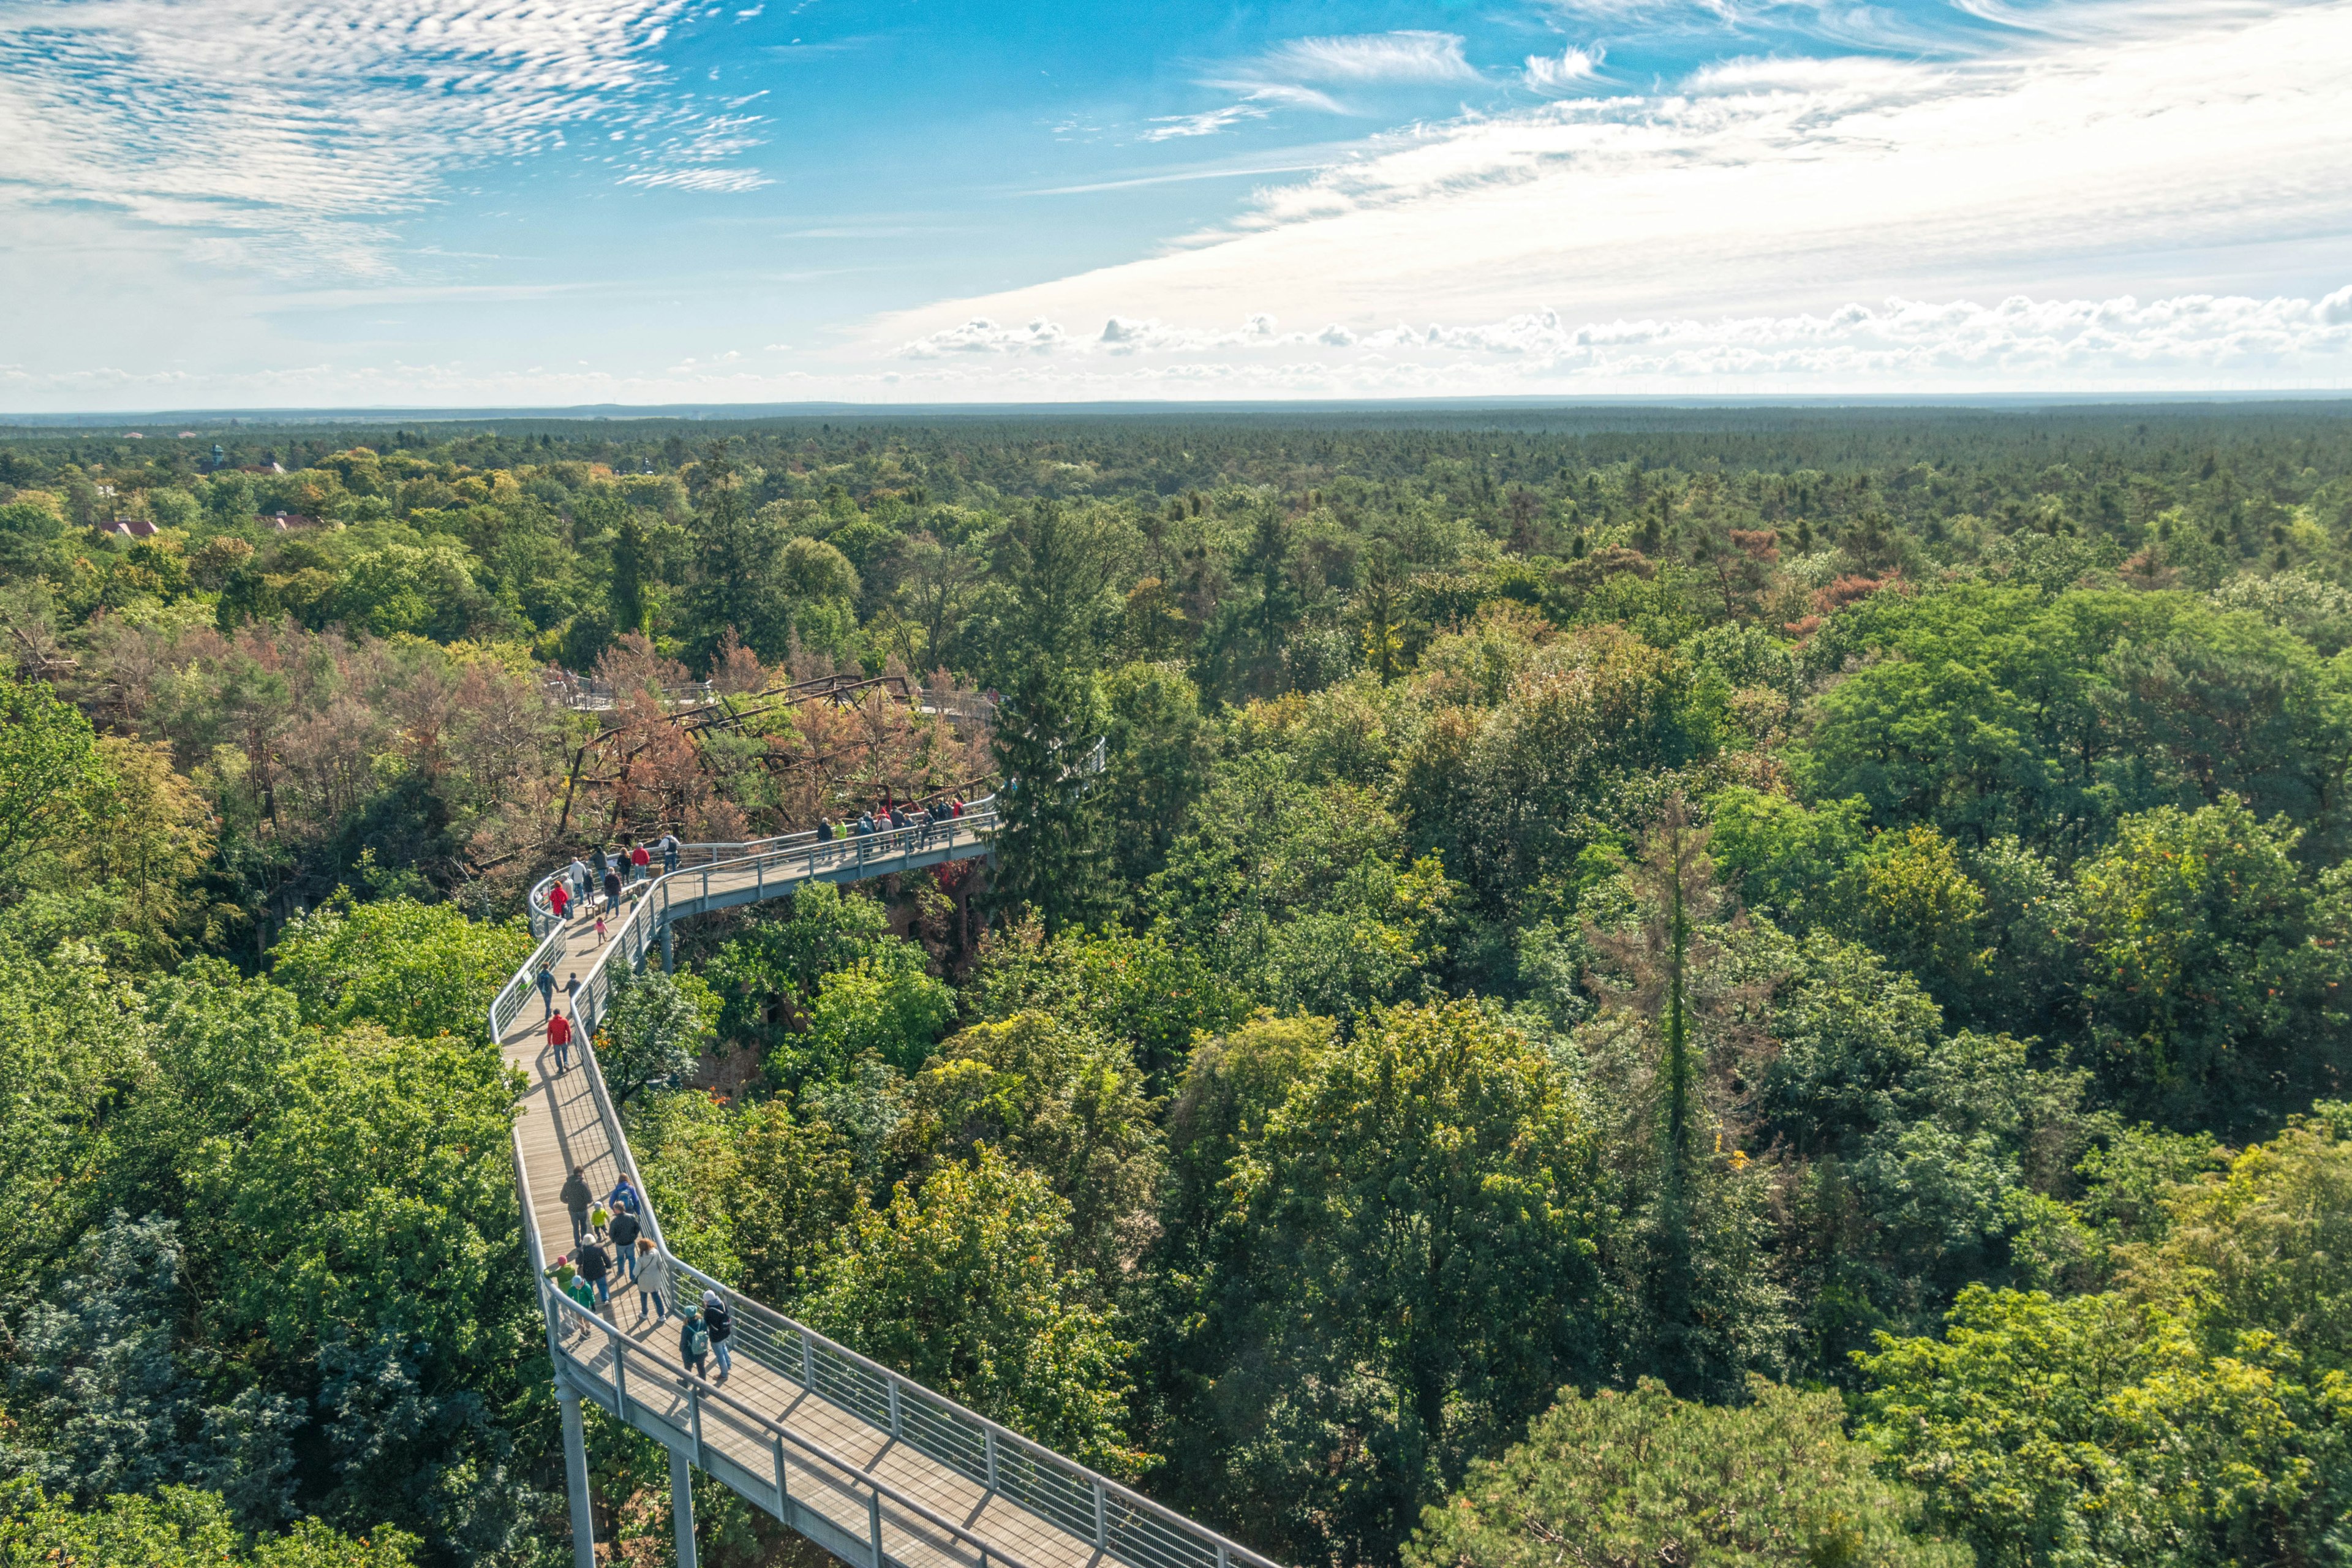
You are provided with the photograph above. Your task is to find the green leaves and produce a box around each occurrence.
[1406,1378,1966,1568]
[0,670,107,864]
[598,964,715,1106]
[2075,798,2345,1129]
[269,895,533,1043]
[1858,1286,2351,1568]
[1172,1001,1610,1566]
[805,1147,1148,1479]
[0,1477,418,1568]
[796,947,956,1081]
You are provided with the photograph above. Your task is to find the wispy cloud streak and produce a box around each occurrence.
[0,0,767,276]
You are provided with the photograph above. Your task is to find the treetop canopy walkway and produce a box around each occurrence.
[489,805,1275,1568]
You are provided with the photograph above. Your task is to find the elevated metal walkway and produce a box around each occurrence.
[489,809,1276,1568]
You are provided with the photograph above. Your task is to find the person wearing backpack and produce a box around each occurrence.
[679,1307,709,1383]
[699,1290,733,1384]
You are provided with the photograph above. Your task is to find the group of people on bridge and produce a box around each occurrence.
[545,835,685,923]
[545,1169,734,1383]
[816,794,969,846]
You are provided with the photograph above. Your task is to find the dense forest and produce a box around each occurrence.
[3,403,2351,1568]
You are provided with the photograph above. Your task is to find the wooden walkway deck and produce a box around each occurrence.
[499,830,1143,1568]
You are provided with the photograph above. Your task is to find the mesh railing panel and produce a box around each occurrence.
[500,810,1278,1568]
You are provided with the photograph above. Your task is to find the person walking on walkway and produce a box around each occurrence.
[816,816,834,843]
[659,832,680,874]
[589,1200,611,1241]
[535,963,557,1017]
[570,854,590,907]
[608,1174,643,1217]
[589,844,608,889]
[608,1205,642,1281]
[679,1306,709,1383]
[576,1235,612,1310]
[560,1166,592,1246]
[545,1254,576,1293]
[548,1010,573,1074]
[630,842,651,884]
[603,864,622,913]
[635,1240,671,1325]
[700,1290,733,1384]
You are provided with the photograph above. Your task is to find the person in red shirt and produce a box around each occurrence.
[630,842,651,884]
[548,1011,574,1074]
[549,881,570,920]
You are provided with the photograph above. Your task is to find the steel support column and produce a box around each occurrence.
[557,1381,597,1568]
[672,1446,699,1568]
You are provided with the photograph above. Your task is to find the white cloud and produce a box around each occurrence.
[1139,105,1268,141]
[617,112,773,189]
[896,317,1070,357]
[0,0,767,279]
[1523,46,1604,91]
[873,0,2352,361]
[884,287,2352,391]
[1254,30,1479,84]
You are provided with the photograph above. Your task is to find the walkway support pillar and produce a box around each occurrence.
[557,1381,597,1568]
[663,923,674,971]
[671,1446,699,1568]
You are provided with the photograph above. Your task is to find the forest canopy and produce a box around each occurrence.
[2,402,2350,1567]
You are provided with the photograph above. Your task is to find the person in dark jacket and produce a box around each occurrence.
[603,865,622,913]
[576,1237,612,1308]
[608,1207,642,1281]
[699,1289,733,1383]
[535,964,557,1017]
[560,1166,592,1246]
[679,1307,709,1382]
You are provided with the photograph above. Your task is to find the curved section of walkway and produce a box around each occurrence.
[491,809,1280,1568]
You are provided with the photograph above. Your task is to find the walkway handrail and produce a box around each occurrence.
[491,802,1283,1568]
[660,1249,1275,1568]
[526,830,820,938]
[540,1281,1054,1568]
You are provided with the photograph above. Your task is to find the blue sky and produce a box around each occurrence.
[1,0,2348,409]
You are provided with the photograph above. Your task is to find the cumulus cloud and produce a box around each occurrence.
[896,317,1070,357]
[0,0,766,277]
[1523,46,1604,91]
[884,285,2352,394]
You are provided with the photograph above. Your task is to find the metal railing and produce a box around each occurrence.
[492,805,1281,1568]
[527,805,993,938]
[542,669,717,712]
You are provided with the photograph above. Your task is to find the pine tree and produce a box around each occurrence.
[989,660,1113,935]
